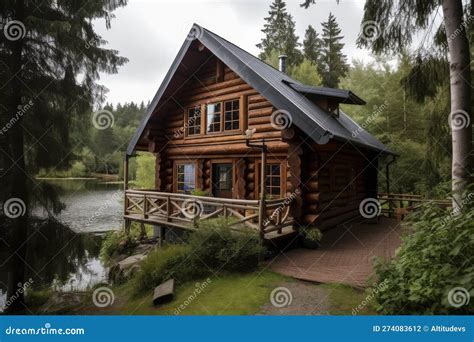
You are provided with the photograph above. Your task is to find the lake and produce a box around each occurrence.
[0,178,123,312]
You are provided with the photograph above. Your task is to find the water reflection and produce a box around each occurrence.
[1,179,123,312]
[0,219,107,311]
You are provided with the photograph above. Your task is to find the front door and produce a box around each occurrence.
[212,163,233,198]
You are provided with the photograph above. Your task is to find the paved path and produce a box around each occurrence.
[270,218,402,288]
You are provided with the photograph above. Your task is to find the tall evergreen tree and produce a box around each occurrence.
[0,0,128,312]
[319,13,349,88]
[303,25,322,65]
[257,0,302,66]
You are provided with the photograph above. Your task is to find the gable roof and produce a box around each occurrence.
[127,24,394,156]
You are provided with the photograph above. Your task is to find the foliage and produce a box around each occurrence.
[289,59,322,86]
[131,245,195,295]
[135,152,155,189]
[100,230,136,264]
[190,218,265,273]
[130,219,265,294]
[318,13,349,88]
[190,188,209,196]
[300,226,323,242]
[373,196,474,314]
[257,0,302,66]
[303,25,322,65]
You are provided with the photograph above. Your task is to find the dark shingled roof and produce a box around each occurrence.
[127,24,394,156]
[287,82,366,105]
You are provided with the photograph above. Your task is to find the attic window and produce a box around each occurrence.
[328,102,339,117]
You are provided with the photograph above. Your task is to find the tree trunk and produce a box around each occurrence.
[4,0,28,314]
[442,0,473,211]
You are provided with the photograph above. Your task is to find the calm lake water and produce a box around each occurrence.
[0,179,123,311]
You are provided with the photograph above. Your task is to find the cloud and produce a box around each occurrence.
[94,0,372,105]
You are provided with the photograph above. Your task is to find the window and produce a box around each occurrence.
[186,106,201,136]
[264,164,281,198]
[176,163,196,193]
[224,100,239,131]
[206,102,221,133]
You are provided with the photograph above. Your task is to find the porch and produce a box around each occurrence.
[124,189,296,240]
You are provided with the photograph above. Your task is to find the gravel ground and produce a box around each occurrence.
[259,281,331,315]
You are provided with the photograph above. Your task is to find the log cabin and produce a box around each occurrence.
[123,24,395,241]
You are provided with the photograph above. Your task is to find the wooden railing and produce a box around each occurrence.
[378,193,451,220]
[124,189,294,238]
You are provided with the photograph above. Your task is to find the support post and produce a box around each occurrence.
[123,154,130,233]
[258,140,267,240]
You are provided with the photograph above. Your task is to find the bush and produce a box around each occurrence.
[130,218,265,294]
[100,230,136,263]
[189,218,265,273]
[373,198,474,314]
[300,226,322,242]
[131,244,195,294]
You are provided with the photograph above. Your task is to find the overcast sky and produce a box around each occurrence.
[94,0,375,105]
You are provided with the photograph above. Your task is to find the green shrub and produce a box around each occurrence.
[131,244,196,294]
[100,230,136,263]
[190,188,209,196]
[373,198,474,314]
[130,218,265,294]
[300,226,322,242]
[189,218,265,273]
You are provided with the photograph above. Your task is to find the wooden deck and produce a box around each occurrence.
[124,189,296,240]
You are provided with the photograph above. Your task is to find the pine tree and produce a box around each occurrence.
[303,25,322,65]
[319,13,349,88]
[257,0,302,66]
[0,0,127,312]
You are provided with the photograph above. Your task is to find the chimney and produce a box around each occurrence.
[278,54,287,73]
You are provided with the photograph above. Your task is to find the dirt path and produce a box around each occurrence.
[259,280,331,315]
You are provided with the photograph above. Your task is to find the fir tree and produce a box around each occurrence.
[257,0,302,66]
[319,13,349,88]
[303,25,322,65]
[0,0,128,312]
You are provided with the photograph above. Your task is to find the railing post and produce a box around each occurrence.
[166,195,171,222]
[192,199,198,228]
[143,194,148,219]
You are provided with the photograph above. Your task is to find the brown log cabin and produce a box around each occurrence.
[123,24,395,241]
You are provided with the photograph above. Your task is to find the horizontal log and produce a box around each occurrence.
[164,141,289,156]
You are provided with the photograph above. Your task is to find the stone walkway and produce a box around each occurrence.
[270,217,402,288]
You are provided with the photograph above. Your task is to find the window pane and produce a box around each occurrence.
[206,103,221,133]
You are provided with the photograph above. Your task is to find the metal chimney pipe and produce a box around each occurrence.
[278,54,287,73]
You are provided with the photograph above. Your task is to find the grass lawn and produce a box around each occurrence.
[321,283,377,315]
[108,270,291,315]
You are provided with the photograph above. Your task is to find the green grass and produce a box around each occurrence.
[321,283,377,315]
[109,270,289,315]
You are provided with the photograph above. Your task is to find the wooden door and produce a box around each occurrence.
[212,163,233,198]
